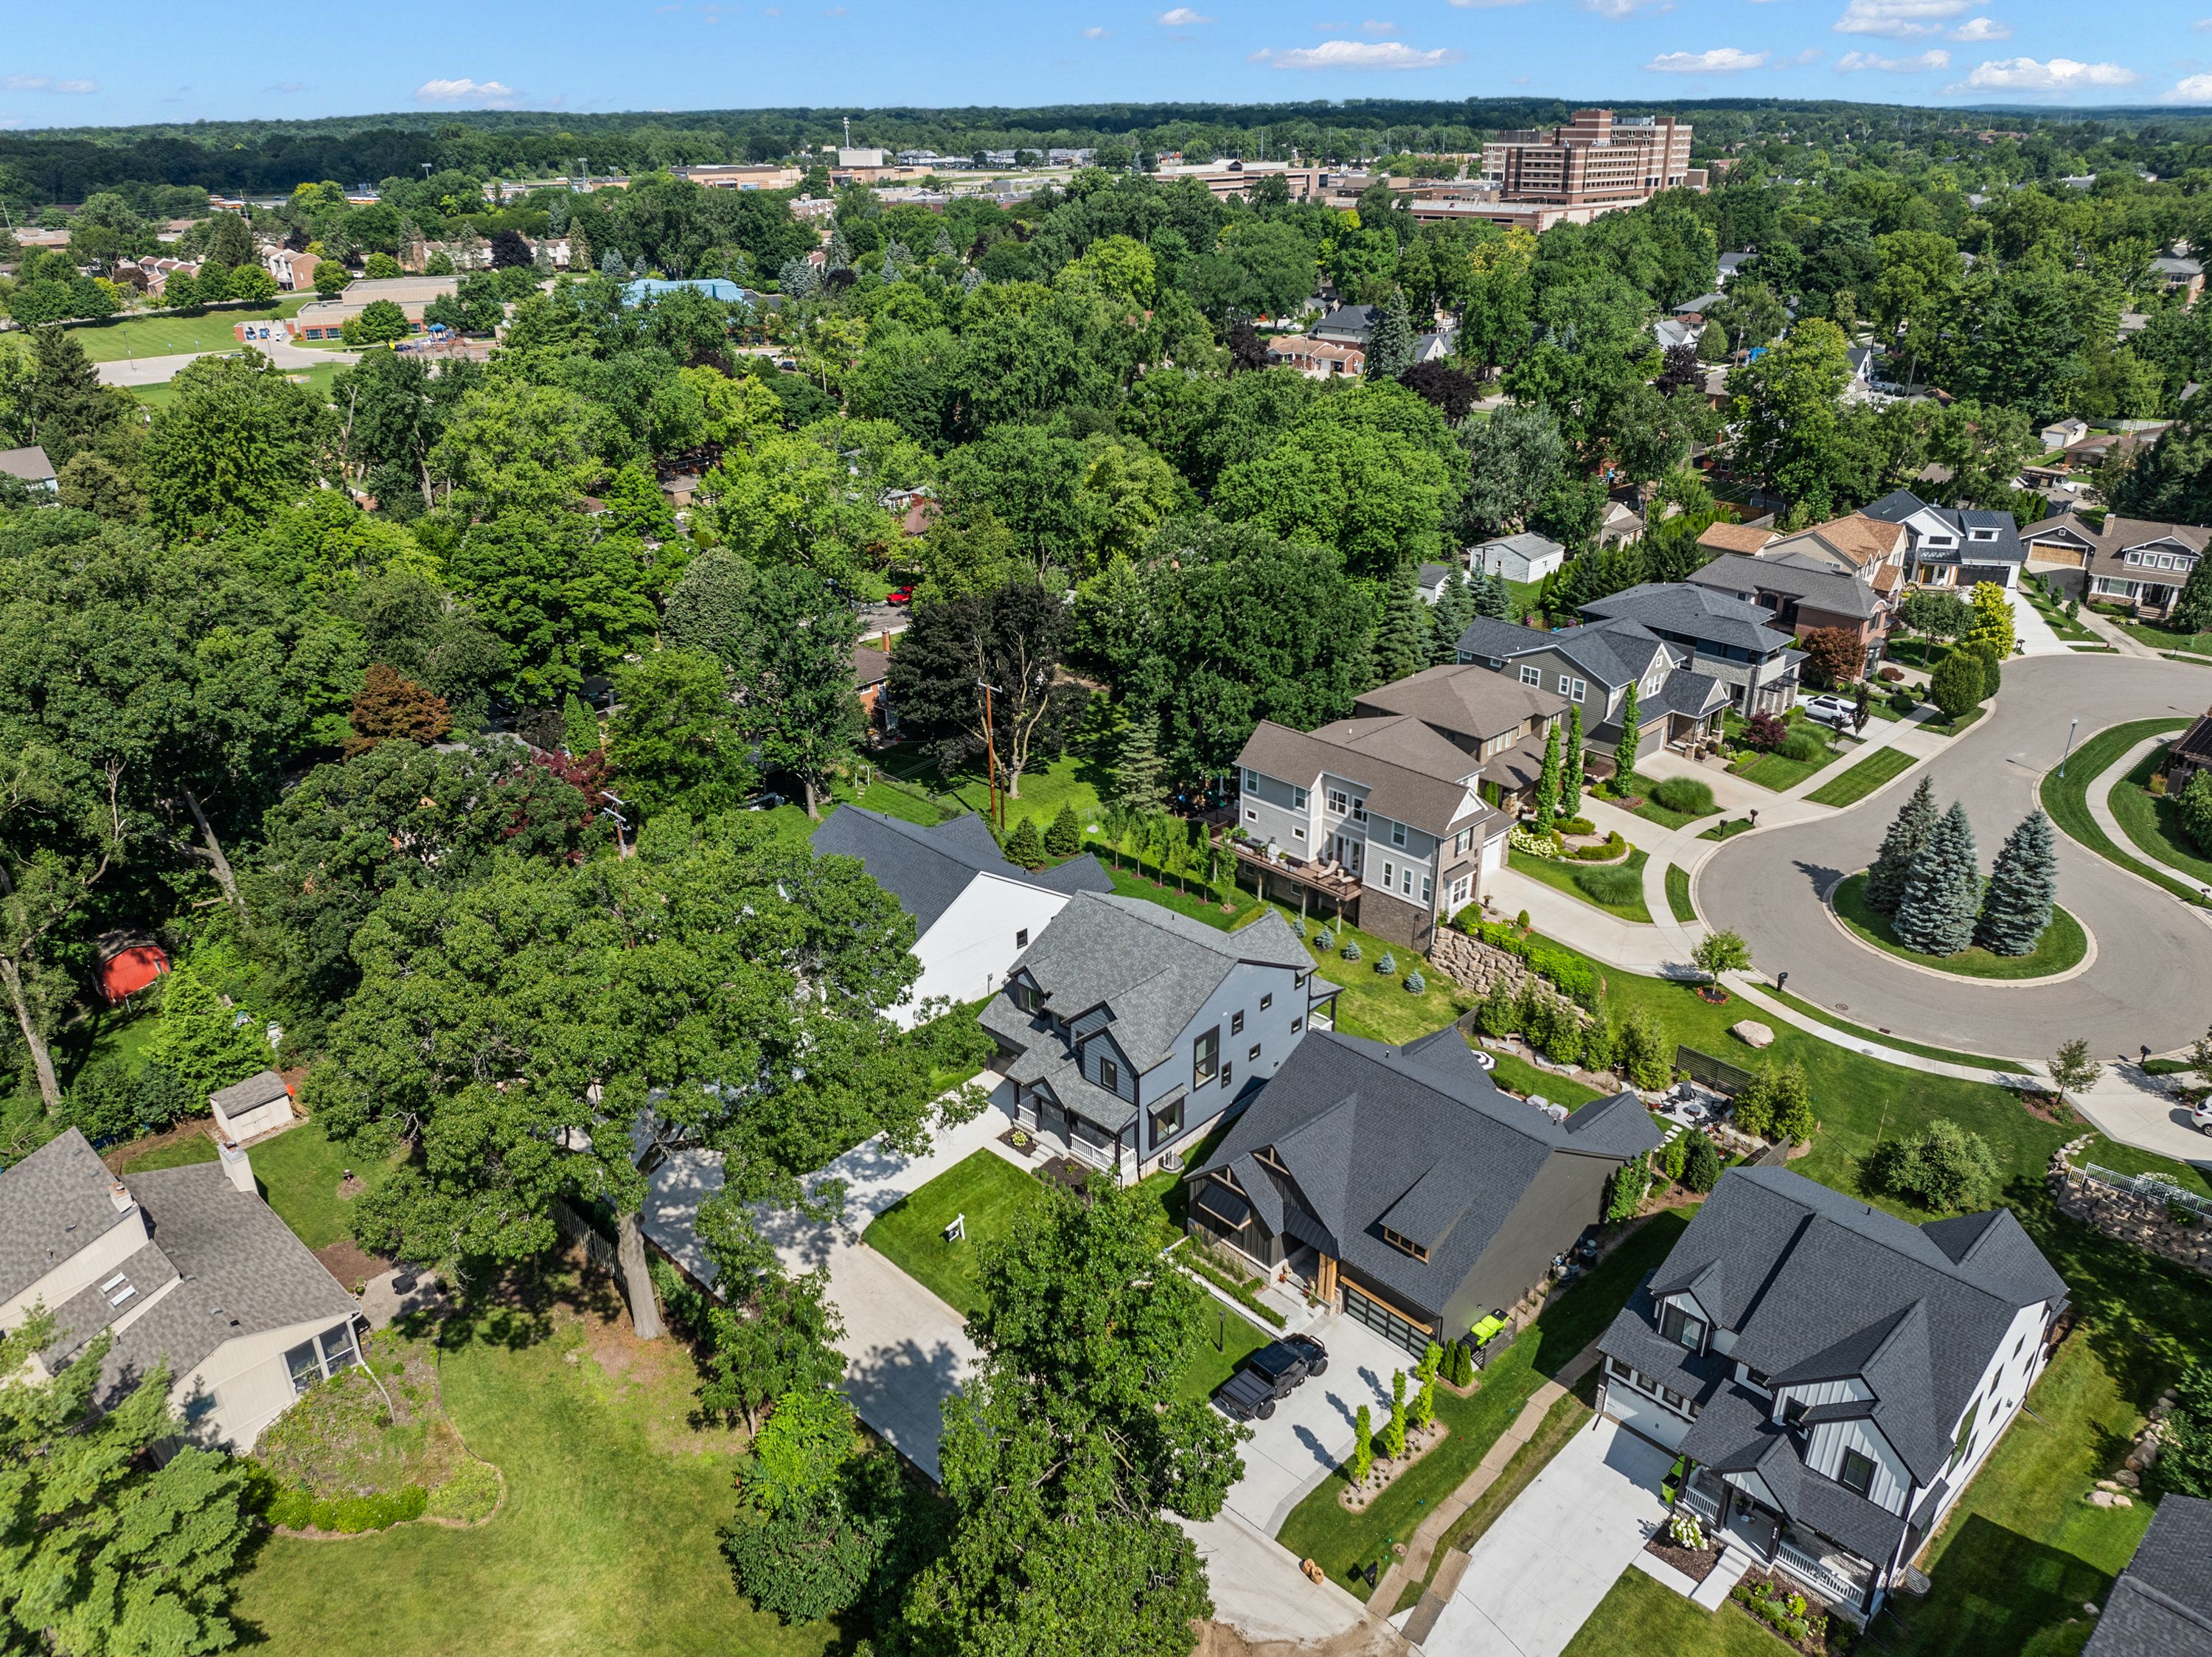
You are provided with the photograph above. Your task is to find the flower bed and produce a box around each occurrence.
[1729,1569,1856,1656]
[1337,1421,1450,1513]
[1644,1533,1721,1584]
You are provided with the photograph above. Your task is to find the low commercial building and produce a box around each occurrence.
[1186,1026,1659,1356]
[0,1128,363,1453]
[282,274,459,341]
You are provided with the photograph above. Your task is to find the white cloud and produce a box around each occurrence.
[52,78,94,93]
[1,74,89,92]
[1949,16,2009,40]
[1785,48,1826,64]
[1834,0,1966,39]
[1360,18,1397,33]
[1081,24,1107,36]
[2164,73,2212,102]
[1646,46,1769,72]
[1838,47,1950,69]
[2197,18,2212,29]
[1254,38,1467,69]
[415,77,518,104]
[1585,0,1671,15]
[1156,7,1211,23]
[1950,55,2139,90]
[1449,0,1534,7]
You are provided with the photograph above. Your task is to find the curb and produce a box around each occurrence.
[1815,874,2099,989]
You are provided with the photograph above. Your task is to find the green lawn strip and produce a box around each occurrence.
[861,1149,1051,1317]
[1093,851,1253,931]
[1261,905,1470,1046]
[1481,1046,1608,1109]
[1921,704,1989,738]
[1805,745,1919,807]
[2118,619,2212,657]
[1519,931,2062,1212]
[1697,817,1755,842]
[2039,718,2207,908]
[232,1282,830,1657]
[1829,872,2089,982]
[121,1134,219,1172]
[1762,985,2024,1071]
[1663,864,1696,923]
[1392,1385,1594,1614]
[1619,785,1704,832]
[1507,847,1655,925]
[1279,1212,1689,1600]
[1560,1569,1811,1657]
[1131,1119,1235,1251]
[2074,1134,2212,1200]
[885,749,1113,837]
[1730,739,1852,793]
[58,297,314,362]
[1172,1305,1276,1406]
[2105,750,2212,887]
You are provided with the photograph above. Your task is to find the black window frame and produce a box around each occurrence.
[1098,1055,1119,1094]
[1231,1010,1245,1035]
[1659,1302,1706,1352]
[1837,1448,1877,1498]
[1151,1097,1183,1142]
[1193,1026,1220,1088]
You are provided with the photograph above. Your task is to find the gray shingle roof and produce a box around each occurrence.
[1353,661,1567,744]
[1579,583,1799,656]
[211,1070,291,1116]
[1193,1029,1658,1322]
[0,1128,132,1305]
[1687,553,1883,622]
[1417,562,1455,594]
[810,807,1109,934]
[986,895,1309,1071]
[1646,669,1729,720]
[2086,1494,2212,1657]
[1863,490,2025,566]
[1601,1166,2065,1532]
[1455,614,1669,692]
[1237,718,1491,837]
[0,445,56,485]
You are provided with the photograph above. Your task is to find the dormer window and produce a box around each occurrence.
[1012,982,1039,1013]
[1351,797,1368,824]
[1837,1448,1877,1498]
[1381,1225,1429,1262]
[1659,1302,1706,1351]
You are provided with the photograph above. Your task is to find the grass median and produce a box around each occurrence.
[1664,864,1695,923]
[2039,718,2205,908]
[2106,746,2212,889]
[1829,872,2089,982]
[1804,744,1919,808]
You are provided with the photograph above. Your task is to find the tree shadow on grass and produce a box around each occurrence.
[442,1256,627,1355]
[1871,1513,2112,1657]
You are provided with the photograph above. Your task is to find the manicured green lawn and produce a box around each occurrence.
[1663,864,1696,923]
[1764,985,2023,1071]
[1921,704,1989,738]
[1613,777,1705,832]
[58,297,313,362]
[1279,1211,1690,1600]
[1508,847,1654,924]
[1172,1306,1274,1406]
[1481,1045,1608,1109]
[1561,1569,1811,1657]
[2041,718,2205,907]
[2078,1132,2212,1198]
[862,1149,1049,1316]
[880,748,1113,839]
[1697,816,1755,841]
[121,1118,377,1253]
[1805,744,1919,807]
[231,1278,832,1657]
[2117,617,2212,658]
[1095,851,1253,931]
[2107,748,2212,886]
[1731,736,1852,793]
[1829,872,2089,982]
[1271,906,1470,1047]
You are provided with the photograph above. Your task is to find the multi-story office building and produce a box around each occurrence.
[1481,110,1694,207]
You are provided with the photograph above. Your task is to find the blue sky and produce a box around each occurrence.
[4,1,2208,131]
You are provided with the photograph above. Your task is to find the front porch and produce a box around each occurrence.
[1676,1466,1878,1618]
[1008,1087,1136,1184]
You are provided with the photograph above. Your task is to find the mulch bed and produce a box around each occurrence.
[316,1238,392,1292]
[1644,1535,1721,1583]
[2017,1091,2080,1125]
[1697,987,1732,1004]
[996,1126,1040,1159]
[1338,1422,1451,1513]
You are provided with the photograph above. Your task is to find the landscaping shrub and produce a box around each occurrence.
[2178,769,2212,855]
[1313,927,1335,952]
[1606,1153,1652,1221]
[1680,1129,1722,1193]
[1888,686,1922,717]
[1776,728,1828,763]
[1658,1132,1688,1183]
[1291,914,1307,939]
[1558,816,1596,837]
[1403,969,1425,993]
[1878,665,1904,683]
[1478,978,1520,1037]
[1572,864,1642,908]
[1649,776,1716,817]
[1375,951,1397,976]
[1616,1009,1672,1090]
[265,1482,431,1534]
[1741,712,1789,752]
[1568,832,1628,861]
[1340,938,1362,963]
[1867,1118,2000,1209]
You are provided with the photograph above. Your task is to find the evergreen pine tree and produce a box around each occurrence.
[1534,723,1562,833]
[1114,717,1166,814]
[1893,802,1980,956]
[1044,800,1082,858]
[1562,706,1584,819]
[1004,816,1046,869]
[2174,552,2212,635]
[1866,775,1938,914]
[1374,566,1427,684]
[1974,808,2057,955]
[1431,572,1476,666]
[563,692,602,757]
[1614,685,1641,778]
[1475,570,1514,620]
[1365,296,1416,381]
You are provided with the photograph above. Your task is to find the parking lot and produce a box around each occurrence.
[1217,1306,1429,1535]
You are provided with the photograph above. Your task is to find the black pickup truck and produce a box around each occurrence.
[1212,1334,1330,1422]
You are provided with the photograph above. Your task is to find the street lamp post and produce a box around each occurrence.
[2058,715,2081,778]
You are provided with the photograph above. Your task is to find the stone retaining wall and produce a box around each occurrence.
[2051,1135,2212,1274]
[1431,928,1538,1000]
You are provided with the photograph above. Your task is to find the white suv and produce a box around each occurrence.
[1802,695,1854,730]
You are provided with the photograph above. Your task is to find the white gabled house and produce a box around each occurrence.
[1597,1167,2067,1623]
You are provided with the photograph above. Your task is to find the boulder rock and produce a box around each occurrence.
[2115,1493,2135,1507]
[2087,1490,2117,1507]
[2116,1470,2141,1490]
[1731,1020,1776,1050]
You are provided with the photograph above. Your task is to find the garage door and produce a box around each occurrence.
[1343,1284,1430,1357]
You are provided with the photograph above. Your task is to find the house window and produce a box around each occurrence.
[1783,1395,1808,1427]
[1557,673,1573,695]
[1519,665,1542,687]
[1453,827,1471,857]
[286,1340,323,1395]
[1194,1026,1220,1088]
[1152,1098,1183,1141]
[1380,1225,1430,1262]
[1248,1043,1261,1062]
[1644,673,1661,695]
[1391,821,1408,848]
[1382,859,1396,888]
[1291,1017,1303,1032]
[1571,679,1587,701]
[1231,1010,1245,1035]
[1837,1448,1877,1498]
[1450,874,1472,909]
[1245,807,1258,822]
[1950,1399,1980,1471]
[1015,928,1029,949]
[1659,1303,1706,1352]
[1352,798,1368,824]
[1244,768,1260,792]
[1293,786,1308,809]
[1328,788,1348,814]
[1421,875,1433,904]
[1293,827,1306,841]
[1098,1056,1119,1093]
[1013,982,1037,1013]
[1260,993,1273,1010]
[1609,1356,1634,1382]
[1221,1061,1233,1088]
[1744,1366,1772,1392]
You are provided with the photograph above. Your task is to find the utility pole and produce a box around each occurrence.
[978,681,1001,833]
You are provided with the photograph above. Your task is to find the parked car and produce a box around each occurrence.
[743,791,787,812]
[1211,1333,1329,1421]
[2193,1099,2212,1136]
[886,586,914,605]
[1801,695,1854,729]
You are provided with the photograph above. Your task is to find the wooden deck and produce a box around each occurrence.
[1219,835,1364,903]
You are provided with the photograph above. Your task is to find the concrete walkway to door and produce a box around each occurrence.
[1418,1416,1672,1657]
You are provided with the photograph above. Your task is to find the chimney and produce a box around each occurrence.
[108,1179,133,1214]
[218,1139,256,1197]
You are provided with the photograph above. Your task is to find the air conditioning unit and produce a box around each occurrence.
[1160,1149,1184,1173]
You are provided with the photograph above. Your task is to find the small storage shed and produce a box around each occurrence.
[210,1070,295,1142]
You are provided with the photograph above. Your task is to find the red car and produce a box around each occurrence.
[886,586,914,605]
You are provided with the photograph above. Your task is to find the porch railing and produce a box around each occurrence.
[1678,1481,1722,1523]
[2081,1163,2212,1223]
[1773,1538,1868,1607]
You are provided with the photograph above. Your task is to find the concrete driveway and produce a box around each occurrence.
[1699,653,2212,1055]
[1222,1309,1422,1536]
[1421,1416,1672,1657]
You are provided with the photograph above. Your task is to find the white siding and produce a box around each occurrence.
[1919,1301,2051,1535]
[1803,1417,1912,1515]
[0,1204,150,1331]
[179,1314,364,1452]
[897,874,1077,1026]
[1601,1378,1691,1451]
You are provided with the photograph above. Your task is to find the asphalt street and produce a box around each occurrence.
[1699,653,2212,1057]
